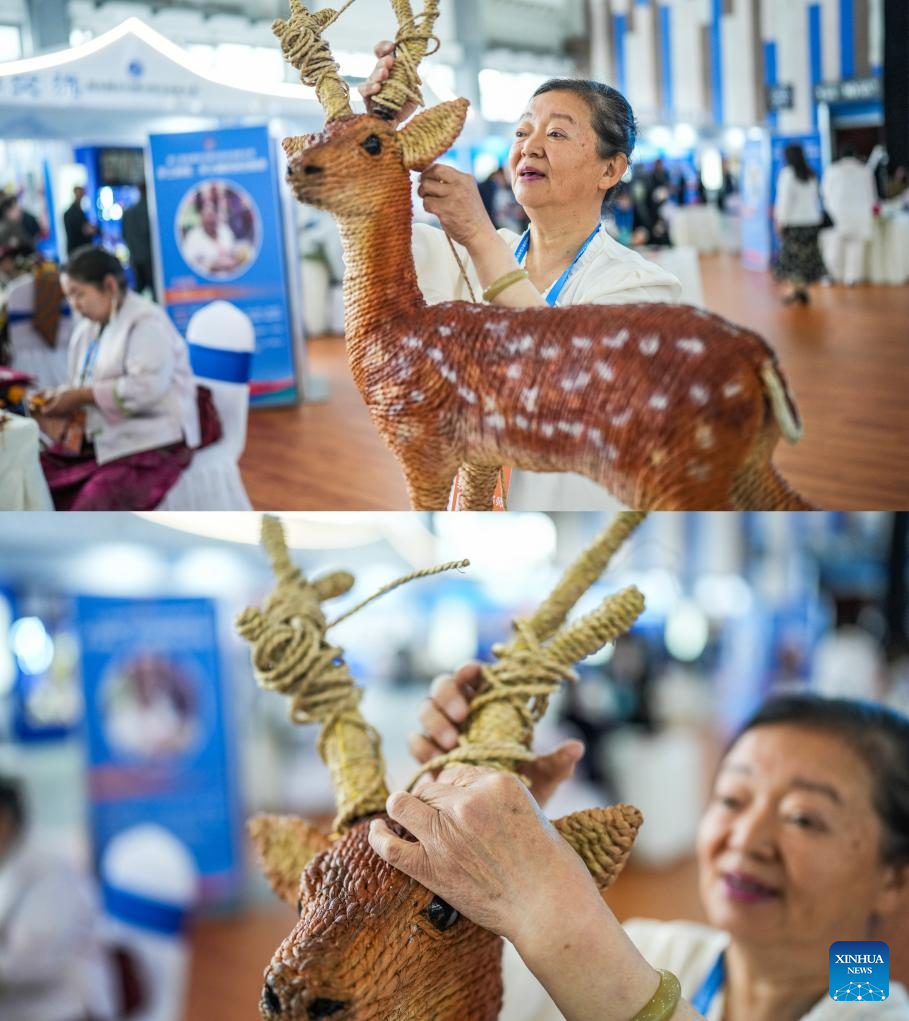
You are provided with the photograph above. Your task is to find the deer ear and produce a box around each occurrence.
[398,98,470,171]
[552,804,643,890]
[282,134,314,159]
[248,814,333,908]
[313,571,355,601]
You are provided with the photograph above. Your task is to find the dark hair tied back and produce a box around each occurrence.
[531,79,637,208]
[63,246,128,294]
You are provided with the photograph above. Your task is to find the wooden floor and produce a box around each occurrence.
[240,255,909,510]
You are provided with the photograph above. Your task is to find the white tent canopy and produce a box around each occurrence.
[0,17,326,141]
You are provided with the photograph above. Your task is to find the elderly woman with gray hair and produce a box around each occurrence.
[370,674,909,1021]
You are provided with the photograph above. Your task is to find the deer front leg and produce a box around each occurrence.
[458,464,500,511]
[398,450,459,510]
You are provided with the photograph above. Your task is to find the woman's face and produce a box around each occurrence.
[508,90,624,217]
[697,724,903,951]
[61,273,117,323]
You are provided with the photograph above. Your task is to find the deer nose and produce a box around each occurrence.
[261,976,283,1015]
[308,999,347,1018]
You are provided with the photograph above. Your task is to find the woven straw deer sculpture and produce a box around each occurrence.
[237,512,649,1020]
[275,0,811,511]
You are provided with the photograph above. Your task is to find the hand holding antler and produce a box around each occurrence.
[359,41,418,124]
[369,764,594,943]
[410,663,585,807]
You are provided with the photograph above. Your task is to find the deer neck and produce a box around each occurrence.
[337,189,424,343]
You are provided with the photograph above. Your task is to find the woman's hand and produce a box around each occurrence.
[40,387,93,416]
[358,41,418,125]
[417,164,497,249]
[409,663,584,808]
[368,764,598,945]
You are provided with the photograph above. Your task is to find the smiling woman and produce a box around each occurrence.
[360,49,682,510]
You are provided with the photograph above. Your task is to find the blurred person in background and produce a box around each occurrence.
[121,183,154,297]
[63,186,98,258]
[35,246,200,510]
[0,777,116,1021]
[821,146,877,287]
[390,671,909,1021]
[774,144,826,307]
[0,195,40,250]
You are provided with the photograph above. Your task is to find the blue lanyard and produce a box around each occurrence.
[691,951,726,1016]
[514,223,601,307]
[79,337,102,385]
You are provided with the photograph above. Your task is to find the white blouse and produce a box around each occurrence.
[500,918,909,1021]
[775,167,823,228]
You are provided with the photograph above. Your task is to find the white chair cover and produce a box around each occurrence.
[157,300,255,510]
[7,275,73,388]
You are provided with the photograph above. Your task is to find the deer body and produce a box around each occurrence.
[293,108,810,511]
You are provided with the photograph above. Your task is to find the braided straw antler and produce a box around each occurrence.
[236,515,387,832]
[371,0,442,119]
[272,0,353,122]
[237,516,469,833]
[411,512,648,780]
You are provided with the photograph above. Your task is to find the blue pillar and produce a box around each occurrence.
[614,13,628,94]
[840,0,855,79]
[658,3,675,120]
[808,4,823,127]
[710,0,724,125]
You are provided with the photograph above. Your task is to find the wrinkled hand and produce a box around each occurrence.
[40,386,91,416]
[409,663,585,808]
[417,164,495,248]
[368,764,597,944]
[358,41,418,125]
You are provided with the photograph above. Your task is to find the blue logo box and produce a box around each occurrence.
[830,941,889,1002]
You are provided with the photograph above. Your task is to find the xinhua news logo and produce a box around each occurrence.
[829,941,889,1002]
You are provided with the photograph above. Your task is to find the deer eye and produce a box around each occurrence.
[425,895,459,931]
[362,134,382,155]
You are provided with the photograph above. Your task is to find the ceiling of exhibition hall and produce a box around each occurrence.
[62,0,586,58]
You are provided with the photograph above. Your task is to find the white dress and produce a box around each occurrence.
[499,919,909,1021]
[412,223,682,510]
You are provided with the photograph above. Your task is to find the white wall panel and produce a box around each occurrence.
[671,0,707,123]
[821,0,840,83]
[627,3,659,121]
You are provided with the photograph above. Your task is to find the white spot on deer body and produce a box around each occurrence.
[440,364,457,383]
[428,346,443,362]
[561,371,591,392]
[639,336,660,356]
[696,424,714,449]
[506,363,523,380]
[572,337,592,350]
[404,335,423,350]
[541,344,559,359]
[485,321,508,337]
[602,329,629,349]
[690,384,709,406]
[485,412,506,430]
[723,381,743,398]
[687,461,711,481]
[521,387,539,412]
[458,385,477,404]
[484,395,497,412]
[515,415,530,430]
[606,444,619,461]
[677,338,705,355]
[557,421,584,438]
[596,361,615,382]
[506,334,534,354]
[540,422,555,438]
[410,389,425,402]
[611,409,632,426]
[589,428,603,447]
[437,325,452,337]
[649,394,668,411]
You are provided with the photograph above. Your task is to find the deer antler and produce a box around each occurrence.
[371,0,442,120]
[272,0,353,122]
[236,515,386,832]
[412,512,648,777]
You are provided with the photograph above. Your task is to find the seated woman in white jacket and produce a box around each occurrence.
[373,669,909,1021]
[37,247,200,511]
[360,48,682,511]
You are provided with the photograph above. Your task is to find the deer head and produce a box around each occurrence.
[275,0,468,222]
[238,513,649,1021]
